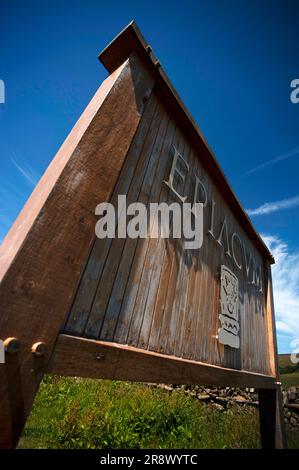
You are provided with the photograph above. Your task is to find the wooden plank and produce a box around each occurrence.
[136,125,181,351]
[145,128,186,352]
[181,162,214,362]
[83,100,168,339]
[98,104,170,340]
[47,334,277,389]
[112,121,179,345]
[107,115,177,346]
[156,140,193,356]
[127,125,184,349]
[64,92,159,335]
[0,53,155,448]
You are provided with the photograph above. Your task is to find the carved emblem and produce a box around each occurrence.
[218,265,240,349]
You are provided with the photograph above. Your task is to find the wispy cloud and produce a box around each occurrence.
[11,158,40,188]
[246,194,299,216]
[0,159,41,243]
[244,145,299,176]
[262,235,299,350]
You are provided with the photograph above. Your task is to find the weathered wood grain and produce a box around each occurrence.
[144,128,185,352]
[113,121,178,345]
[64,93,159,335]
[47,334,277,389]
[111,118,177,346]
[94,107,170,341]
[155,140,192,356]
[83,102,167,338]
[63,95,273,377]
[0,53,155,448]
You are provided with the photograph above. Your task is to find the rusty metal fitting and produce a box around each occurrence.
[4,337,21,354]
[32,341,46,356]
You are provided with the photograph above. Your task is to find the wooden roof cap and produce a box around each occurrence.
[99,21,274,264]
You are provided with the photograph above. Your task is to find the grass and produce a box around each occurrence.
[278,353,299,387]
[18,375,299,449]
[19,375,261,449]
[281,371,299,388]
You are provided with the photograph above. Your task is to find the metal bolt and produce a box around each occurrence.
[95,353,105,361]
[4,337,20,354]
[32,342,46,356]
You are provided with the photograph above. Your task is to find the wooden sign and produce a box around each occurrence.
[0,21,286,448]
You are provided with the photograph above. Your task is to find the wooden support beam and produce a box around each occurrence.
[0,53,155,448]
[47,334,277,389]
[258,388,277,449]
[258,387,287,449]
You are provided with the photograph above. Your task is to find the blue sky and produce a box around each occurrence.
[0,0,298,353]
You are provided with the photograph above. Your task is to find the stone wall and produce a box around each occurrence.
[151,384,299,428]
[282,386,299,427]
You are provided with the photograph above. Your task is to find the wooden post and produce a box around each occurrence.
[258,263,287,449]
[0,52,154,448]
[258,387,286,449]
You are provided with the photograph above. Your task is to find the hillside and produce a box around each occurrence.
[279,354,296,369]
[278,354,299,387]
